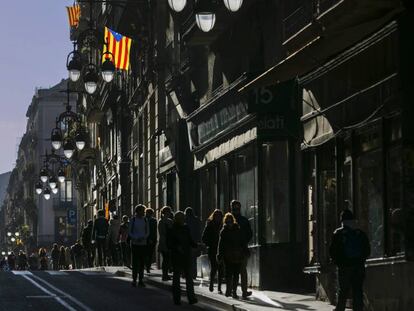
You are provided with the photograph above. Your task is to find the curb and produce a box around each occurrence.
[112,269,248,311]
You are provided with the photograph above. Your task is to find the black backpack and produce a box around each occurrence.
[342,228,364,259]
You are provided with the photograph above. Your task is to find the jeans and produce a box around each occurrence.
[120,242,130,267]
[161,251,171,279]
[336,265,365,311]
[145,243,156,271]
[240,256,249,294]
[96,238,106,266]
[131,245,146,283]
[208,252,223,290]
[224,261,241,295]
[172,263,195,304]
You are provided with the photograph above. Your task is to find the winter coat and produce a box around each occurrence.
[167,223,197,267]
[81,225,93,247]
[146,216,158,245]
[108,219,121,244]
[93,216,109,240]
[234,214,253,247]
[51,248,60,261]
[58,251,66,266]
[186,215,202,243]
[119,222,129,243]
[217,224,244,264]
[158,216,173,252]
[202,220,222,256]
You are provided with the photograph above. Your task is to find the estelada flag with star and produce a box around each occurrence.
[66,5,81,28]
[103,27,133,71]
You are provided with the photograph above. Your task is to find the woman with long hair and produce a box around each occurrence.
[202,209,224,293]
[217,212,244,298]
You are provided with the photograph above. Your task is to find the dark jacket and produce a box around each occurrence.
[234,214,253,247]
[202,220,222,256]
[72,243,84,257]
[186,214,202,243]
[51,248,60,261]
[81,224,93,247]
[217,224,244,264]
[146,216,158,245]
[330,225,370,267]
[93,216,109,240]
[167,223,197,266]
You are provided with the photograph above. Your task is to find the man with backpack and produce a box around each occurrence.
[330,209,371,311]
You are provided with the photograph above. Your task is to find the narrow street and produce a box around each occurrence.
[0,270,218,311]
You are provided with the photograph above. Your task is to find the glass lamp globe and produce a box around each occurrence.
[168,0,187,12]
[11,237,16,242]
[49,176,58,189]
[223,0,243,12]
[195,12,216,32]
[43,188,51,200]
[69,69,81,82]
[63,140,75,159]
[101,58,115,83]
[67,57,82,82]
[7,232,11,237]
[1,251,5,256]
[84,67,99,95]
[52,187,59,194]
[51,129,63,150]
[15,232,19,237]
[75,132,86,151]
[35,182,43,195]
[58,169,66,183]
[40,168,49,183]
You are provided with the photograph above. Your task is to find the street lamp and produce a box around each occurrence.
[49,176,58,190]
[223,0,243,12]
[51,127,63,150]
[101,52,116,83]
[15,232,19,237]
[84,64,99,95]
[1,251,5,256]
[168,0,187,12]
[75,132,86,151]
[7,232,11,237]
[58,168,66,183]
[52,187,59,195]
[195,12,216,32]
[40,168,49,183]
[43,188,51,200]
[35,181,43,195]
[67,50,83,82]
[10,237,16,243]
[63,140,76,159]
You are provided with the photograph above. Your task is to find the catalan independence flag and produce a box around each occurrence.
[103,27,133,71]
[66,5,81,28]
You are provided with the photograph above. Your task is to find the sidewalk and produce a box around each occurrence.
[102,266,336,311]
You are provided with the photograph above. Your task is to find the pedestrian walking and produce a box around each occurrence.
[158,206,173,281]
[108,214,120,266]
[65,247,72,269]
[230,200,253,298]
[71,240,84,269]
[92,209,109,266]
[185,207,202,279]
[81,220,94,267]
[58,246,66,270]
[28,252,39,270]
[217,212,244,298]
[167,211,198,306]
[39,248,48,270]
[330,209,370,311]
[51,244,60,271]
[202,209,224,293]
[145,207,157,273]
[119,215,130,267]
[17,250,28,270]
[129,204,149,287]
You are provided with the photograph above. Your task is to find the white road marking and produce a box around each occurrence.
[11,271,33,275]
[22,275,77,311]
[30,273,94,311]
[45,271,69,276]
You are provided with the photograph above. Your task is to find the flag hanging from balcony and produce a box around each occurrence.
[103,27,132,71]
[66,5,81,28]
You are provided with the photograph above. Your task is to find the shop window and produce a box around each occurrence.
[235,145,258,246]
[261,141,289,244]
[317,144,337,264]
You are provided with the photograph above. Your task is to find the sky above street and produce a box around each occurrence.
[0,1,72,174]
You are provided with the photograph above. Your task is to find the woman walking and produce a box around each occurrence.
[58,246,66,270]
[202,209,224,293]
[217,213,244,298]
[168,211,198,305]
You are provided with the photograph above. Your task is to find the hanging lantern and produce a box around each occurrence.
[66,51,82,82]
[195,12,216,32]
[75,131,86,151]
[63,140,76,159]
[84,65,99,95]
[58,168,66,183]
[49,176,58,190]
[223,0,243,12]
[168,0,187,12]
[35,181,43,195]
[43,188,51,200]
[52,187,59,195]
[101,57,115,83]
[51,127,63,150]
[40,168,49,183]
